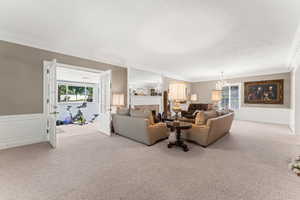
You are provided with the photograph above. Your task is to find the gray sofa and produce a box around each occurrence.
[112,112,169,146]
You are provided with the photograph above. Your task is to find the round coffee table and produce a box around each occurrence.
[166,121,192,152]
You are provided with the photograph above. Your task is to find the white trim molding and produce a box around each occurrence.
[235,107,290,125]
[0,114,47,150]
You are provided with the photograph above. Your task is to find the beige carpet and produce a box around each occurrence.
[0,120,300,200]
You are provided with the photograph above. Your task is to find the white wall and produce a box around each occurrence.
[235,107,290,125]
[0,114,47,150]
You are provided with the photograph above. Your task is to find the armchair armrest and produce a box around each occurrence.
[147,122,169,143]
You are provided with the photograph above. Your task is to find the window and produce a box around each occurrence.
[86,87,94,102]
[230,85,239,110]
[68,86,86,102]
[221,84,240,110]
[58,84,94,103]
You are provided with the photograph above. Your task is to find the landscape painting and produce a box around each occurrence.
[244,79,284,104]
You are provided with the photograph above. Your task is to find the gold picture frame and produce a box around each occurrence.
[244,79,284,104]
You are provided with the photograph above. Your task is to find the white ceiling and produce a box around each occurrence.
[57,67,101,84]
[1,0,300,82]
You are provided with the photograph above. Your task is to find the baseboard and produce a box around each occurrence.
[0,114,47,150]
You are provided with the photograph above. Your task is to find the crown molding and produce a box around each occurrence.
[189,69,291,83]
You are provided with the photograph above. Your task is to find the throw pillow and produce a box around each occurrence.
[195,111,206,125]
[193,109,202,116]
[216,109,231,116]
[148,114,155,125]
[216,110,224,116]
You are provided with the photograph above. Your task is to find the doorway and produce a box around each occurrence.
[43,60,112,148]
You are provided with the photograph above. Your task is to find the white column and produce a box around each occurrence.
[294,66,300,135]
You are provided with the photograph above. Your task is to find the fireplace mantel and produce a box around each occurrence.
[131,96,163,113]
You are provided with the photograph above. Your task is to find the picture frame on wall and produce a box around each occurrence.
[244,79,284,104]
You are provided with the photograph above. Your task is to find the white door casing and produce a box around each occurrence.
[98,70,112,136]
[43,59,58,148]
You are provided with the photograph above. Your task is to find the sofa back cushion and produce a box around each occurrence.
[195,110,218,125]
[188,104,209,112]
[130,109,154,125]
[204,110,218,121]
[117,108,130,116]
[188,103,212,113]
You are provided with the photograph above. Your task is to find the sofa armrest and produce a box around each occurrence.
[206,113,234,145]
[182,124,210,146]
[147,122,169,144]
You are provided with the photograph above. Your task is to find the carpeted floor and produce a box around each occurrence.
[0,120,300,200]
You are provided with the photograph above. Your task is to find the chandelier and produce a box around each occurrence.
[215,72,228,90]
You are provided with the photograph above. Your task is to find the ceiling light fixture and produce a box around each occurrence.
[215,72,228,90]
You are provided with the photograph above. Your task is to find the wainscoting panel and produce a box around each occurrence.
[0,114,47,150]
[235,107,290,125]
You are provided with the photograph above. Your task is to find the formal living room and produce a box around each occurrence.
[1,1,300,200]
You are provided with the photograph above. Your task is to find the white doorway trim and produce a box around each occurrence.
[97,70,112,136]
[57,62,104,74]
[43,59,58,148]
[43,60,112,147]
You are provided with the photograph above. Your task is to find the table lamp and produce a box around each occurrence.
[169,83,187,121]
[112,93,125,112]
[211,90,222,110]
[190,94,197,102]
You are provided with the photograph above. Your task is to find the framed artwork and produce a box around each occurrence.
[244,79,284,104]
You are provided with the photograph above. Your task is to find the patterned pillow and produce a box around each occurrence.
[195,111,206,125]
[148,114,155,125]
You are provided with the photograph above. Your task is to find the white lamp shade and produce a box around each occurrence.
[191,94,197,101]
[169,83,187,101]
[112,94,124,106]
[211,90,222,102]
